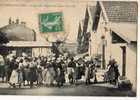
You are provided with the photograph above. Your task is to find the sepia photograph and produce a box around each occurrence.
[0,0,138,97]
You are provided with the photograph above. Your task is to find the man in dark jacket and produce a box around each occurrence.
[67,57,76,84]
[114,62,120,85]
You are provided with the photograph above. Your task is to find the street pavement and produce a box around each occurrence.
[0,81,136,96]
[0,69,136,96]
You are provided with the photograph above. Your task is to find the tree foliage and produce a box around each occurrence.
[0,31,9,44]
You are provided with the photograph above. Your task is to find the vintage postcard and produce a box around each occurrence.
[0,0,138,97]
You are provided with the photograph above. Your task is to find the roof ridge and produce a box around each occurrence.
[101,1,137,23]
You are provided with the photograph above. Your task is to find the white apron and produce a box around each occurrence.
[9,70,18,84]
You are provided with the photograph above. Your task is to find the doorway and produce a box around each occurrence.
[120,46,126,76]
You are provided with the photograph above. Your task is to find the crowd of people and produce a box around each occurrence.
[0,53,120,88]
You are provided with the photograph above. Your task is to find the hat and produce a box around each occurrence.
[47,58,52,62]
[74,56,79,61]
[56,58,61,62]
[52,57,55,61]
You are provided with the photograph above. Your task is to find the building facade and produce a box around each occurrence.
[0,18,51,57]
[79,1,137,92]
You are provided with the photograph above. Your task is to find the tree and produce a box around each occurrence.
[0,31,9,44]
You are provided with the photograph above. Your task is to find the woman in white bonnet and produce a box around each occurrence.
[84,58,91,85]
[22,57,30,85]
[44,58,55,86]
[37,62,43,86]
[28,58,38,88]
[9,57,19,88]
[17,59,24,87]
[55,57,65,87]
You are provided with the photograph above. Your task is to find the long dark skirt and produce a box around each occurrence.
[29,68,37,82]
[56,70,65,86]
[22,68,30,82]
[0,65,5,81]
[28,68,37,88]
[5,68,12,82]
[73,67,81,80]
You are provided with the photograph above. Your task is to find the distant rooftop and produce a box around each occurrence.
[0,18,36,41]
[5,41,51,47]
[102,1,138,23]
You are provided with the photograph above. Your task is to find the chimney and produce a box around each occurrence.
[32,29,36,41]
[9,17,12,24]
[16,18,19,24]
[21,21,26,26]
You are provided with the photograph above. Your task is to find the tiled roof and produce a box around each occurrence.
[102,1,137,23]
[110,23,137,42]
[0,23,36,41]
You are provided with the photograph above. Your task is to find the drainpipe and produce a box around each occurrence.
[32,29,36,41]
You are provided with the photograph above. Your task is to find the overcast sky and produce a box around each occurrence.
[0,0,96,43]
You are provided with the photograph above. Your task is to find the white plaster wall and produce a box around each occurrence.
[126,44,137,92]
[32,48,51,57]
[110,44,124,76]
[90,13,105,57]
[110,43,137,92]
[88,10,137,92]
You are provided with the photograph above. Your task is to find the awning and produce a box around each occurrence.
[5,41,52,48]
[110,22,137,43]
